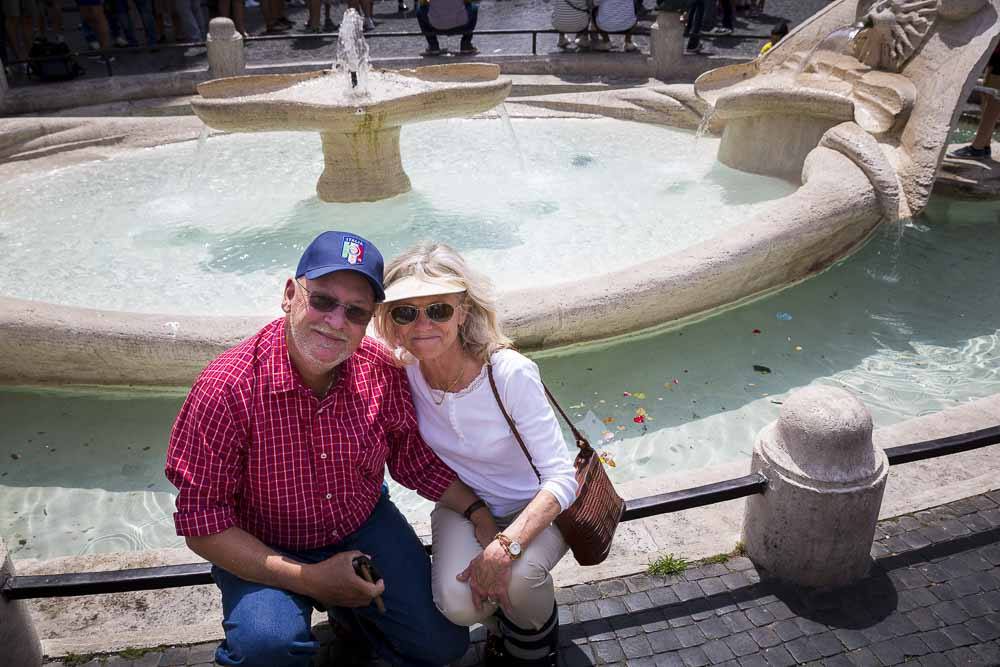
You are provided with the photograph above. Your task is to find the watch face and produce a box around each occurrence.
[509,542,522,557]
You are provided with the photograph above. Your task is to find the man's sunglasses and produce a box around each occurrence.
[389,302,458,326]
[295,279,373,326]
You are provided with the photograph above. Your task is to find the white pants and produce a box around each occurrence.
[430,503,569,631]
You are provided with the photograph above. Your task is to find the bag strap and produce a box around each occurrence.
[486,363,595,483]
[487,363,542,483]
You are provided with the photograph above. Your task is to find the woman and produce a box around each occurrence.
[374,243,578,667]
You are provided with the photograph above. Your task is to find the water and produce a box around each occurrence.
[3,196,999,561]
[496,104,527,172]
[335,8,370,94]
[793,24,861,79]
[0,119,794,315]
[695,108,714,141]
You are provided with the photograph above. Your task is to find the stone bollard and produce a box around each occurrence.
[207,17,245,79]
[742,385,888,589]
[649,11,685,81]
[0,539,43,667]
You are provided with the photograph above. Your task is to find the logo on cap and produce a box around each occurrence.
[341,237,365,266]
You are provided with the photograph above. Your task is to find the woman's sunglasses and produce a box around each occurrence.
[295,279,373,326]
[389,302,458,326]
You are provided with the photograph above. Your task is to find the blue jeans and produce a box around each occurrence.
[212,491,469,667]
[415,3,478,51]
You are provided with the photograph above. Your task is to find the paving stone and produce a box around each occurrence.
[747,627,781,649]
[900,587,942,609]
[699,578,728,598]
[831,627,869,651]
[579,618,616,641]
[720,572,750,591]
[908,606,946,631]
[957,592,992,618]
[636,610,669,633]
[795,616,829,636]
[675,624,707,648]
[626,658,658,667]
[965,616,1000,641]
[896,634,931,658]
[920,628,956,652]
[780,637,820,664]
[133,654,161,667]
[810,631,845,658]
[185,643,218,665]
[611,613,644,639]
[969,570,1000,592]
[679,646,711,667]
[941,623,978,647]
[653,653,687,667]
[158,648,189,667]
[574,583,601,602]
[692,609,717,622]
[721,611,755,635]
[599,579,629,597]
[911,652,955,667]
[676,582,706,602]
[844,647,881,667]
[761,601,795,621]
[591,639,626,663]
[961,513,995,532]
[575,600,601,622]
[931,600,972,625]
[870,542,891,559]
[723,632,758,658]
[670,615,696,629]
[736,655,767,667]
[725,557,753,572]
[559,605,576,626]
[982,545,1000,567]
[969,640,1000,666]
[883,611,920,637]
[598,596,628,618]
[621,635,654,659]
[900,530,933,551]
[624,592,656,613]
[890,568,930,590]
[626,575,659,593]
[648,629,683,653]
[930,583,960,602]
[870,639,906,666]
[920,563,951,584]
[919,525,953,544]
[770,619,802,643]
[649,586,682,608]
[712,595,740,617]
[701,639,736,665]
[943,646,978,667]
[939,519,972,538]
[756,645,794,667]
[556,587,577,605]
[745,607,775,627]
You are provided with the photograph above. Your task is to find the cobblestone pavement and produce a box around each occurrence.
[7,0,832,84]
[45,489,1000,666]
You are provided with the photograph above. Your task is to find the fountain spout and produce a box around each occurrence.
[336,9,369,94]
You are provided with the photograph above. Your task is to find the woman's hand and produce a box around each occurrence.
[457,540,514,614]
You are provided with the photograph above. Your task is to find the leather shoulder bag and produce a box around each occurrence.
[487,363,624,566]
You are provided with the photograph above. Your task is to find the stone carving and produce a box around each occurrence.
[852,0,939,71]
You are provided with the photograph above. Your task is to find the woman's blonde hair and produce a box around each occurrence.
[374,242,512,364]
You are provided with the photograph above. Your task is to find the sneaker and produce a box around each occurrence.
[323,17,337,31]
[573,35,592,50]
[459,44,479,55]
[707,26,733,35]
[683,44,704,55]
[557,35,571,49]
[421,47,442,56]
[114,35,129,47]
[947,144,992,159]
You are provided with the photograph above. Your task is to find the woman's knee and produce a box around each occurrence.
[434,579,490,627]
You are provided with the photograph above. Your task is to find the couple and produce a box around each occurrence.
[165,230,578,667]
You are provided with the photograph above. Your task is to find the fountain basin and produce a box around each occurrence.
[190,64,512,202]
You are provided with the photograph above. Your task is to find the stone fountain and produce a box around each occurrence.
[189,10,511,202]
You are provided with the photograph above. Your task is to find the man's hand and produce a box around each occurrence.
[305,551,385,609]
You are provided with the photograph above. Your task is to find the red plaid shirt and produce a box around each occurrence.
[165,319,457,551]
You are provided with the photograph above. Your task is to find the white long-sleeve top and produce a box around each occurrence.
[406,349,579,517]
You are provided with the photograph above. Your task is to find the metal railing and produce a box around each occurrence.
[4,424,999,601]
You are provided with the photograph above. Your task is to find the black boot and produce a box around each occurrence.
[489,605,559,666]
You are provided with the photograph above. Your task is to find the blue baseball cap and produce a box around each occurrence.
[295,231,385,302]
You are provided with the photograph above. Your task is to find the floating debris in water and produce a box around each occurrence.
[752,329,762,335]
[599,451,616,467]
[776,312,793,321]
[572,154,595,167]
[603,417,615,424]
[753,365,772,374]
[10,453,20,460]
[794,346,803,352]
[633,392,646,400]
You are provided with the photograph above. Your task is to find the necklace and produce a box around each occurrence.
[429,361,466,406]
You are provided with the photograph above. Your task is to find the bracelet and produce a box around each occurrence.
[462,499,488,521]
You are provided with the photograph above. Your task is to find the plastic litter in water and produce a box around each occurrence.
[753,365,772,374]
[776,312,793,321]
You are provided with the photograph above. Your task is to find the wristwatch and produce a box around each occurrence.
[494,533,522,560]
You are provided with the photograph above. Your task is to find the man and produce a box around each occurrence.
[948,41,1000,160]
[166,231,475,666]
[416,0,479,56]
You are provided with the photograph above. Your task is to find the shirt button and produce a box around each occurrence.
[325,493,332,500]
[317,407,325,414]
[320,453,328,459]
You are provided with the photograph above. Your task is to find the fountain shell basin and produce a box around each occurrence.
[190,63,512,202]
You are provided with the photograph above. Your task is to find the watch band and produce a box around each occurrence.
[494,532,522,560]
[463,499,487,521]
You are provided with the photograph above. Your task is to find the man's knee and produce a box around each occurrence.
[219,604,316,666]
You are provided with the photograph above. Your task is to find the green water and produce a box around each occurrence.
[2,196,999,561]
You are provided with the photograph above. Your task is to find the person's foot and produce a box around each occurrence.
[459,44,478,55]
[363,16,376,31]
[114,35,129,47]
[574,35,591,50]
[397,0,408,12]
[683,44,705,55]
[624,41,639,52]
[557,34,571,49]
[947,144,992,159]
[323,17,337,31]
[421,47,442,56]
[707,26,733,35]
